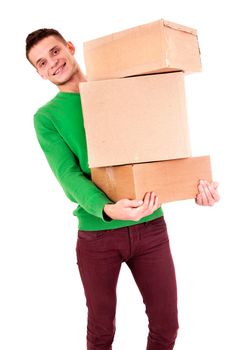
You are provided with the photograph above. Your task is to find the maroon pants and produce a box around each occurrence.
[76,216,178,350]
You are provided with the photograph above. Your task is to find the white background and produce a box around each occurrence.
[0,0,232,349]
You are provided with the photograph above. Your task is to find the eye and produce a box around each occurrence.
[39,60,47,68]
[53,48,60,55]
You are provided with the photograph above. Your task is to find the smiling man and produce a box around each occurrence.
[26,28,220,350]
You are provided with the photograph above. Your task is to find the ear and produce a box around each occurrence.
[66,41,75,55]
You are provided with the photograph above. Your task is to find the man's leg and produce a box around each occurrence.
[76,229,123,350]
[126,217,179,350]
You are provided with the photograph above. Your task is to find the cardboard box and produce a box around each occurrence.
[80,72,191,168]
[84,19,202,81]
[91,156,212,203]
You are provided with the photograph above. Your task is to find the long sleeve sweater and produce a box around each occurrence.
[34,91,163,230]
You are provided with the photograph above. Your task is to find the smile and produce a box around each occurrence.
[53,63,66,76]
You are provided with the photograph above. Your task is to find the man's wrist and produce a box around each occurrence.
[103,203,113,221]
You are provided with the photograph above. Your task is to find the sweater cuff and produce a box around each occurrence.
[90,193,114,222]
[102,208,113,222]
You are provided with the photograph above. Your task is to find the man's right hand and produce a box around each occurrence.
[103,192,160,221]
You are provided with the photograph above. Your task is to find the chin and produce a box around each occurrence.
[53,73,70,85]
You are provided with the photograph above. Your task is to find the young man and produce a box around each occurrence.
[26,28,220,350]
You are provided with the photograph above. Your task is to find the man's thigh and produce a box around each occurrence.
[126,217,178,325]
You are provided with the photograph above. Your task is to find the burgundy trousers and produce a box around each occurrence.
[76,216,178,350]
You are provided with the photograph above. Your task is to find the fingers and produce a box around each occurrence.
[146,192,159,212]
[198,181,210,205]
[209,181,220,202]
[195,193,203,205]
[121,198,143,208]
[124,199,143,208]
[152,195,160,212]
[196,180,220,206]
[142,192,152,209]
[122,192,160,221]
[139,192,160,216]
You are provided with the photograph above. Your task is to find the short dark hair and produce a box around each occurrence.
[26,28,66,61]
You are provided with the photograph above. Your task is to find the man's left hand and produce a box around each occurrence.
[195,180,220,206]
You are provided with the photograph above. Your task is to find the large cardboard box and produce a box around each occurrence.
[84,19,202,81]
[80,72,191,168]
[91,156,212,203]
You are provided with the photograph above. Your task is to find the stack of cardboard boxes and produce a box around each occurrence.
[80,19,212,203]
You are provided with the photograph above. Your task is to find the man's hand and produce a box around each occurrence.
[195,180,220,206]
[104,192,160,221]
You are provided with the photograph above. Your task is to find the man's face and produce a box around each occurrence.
[28,35,79,86]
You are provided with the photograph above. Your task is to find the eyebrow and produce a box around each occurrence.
[36,46,59,66]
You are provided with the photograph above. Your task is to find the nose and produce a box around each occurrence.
[50,58,59,69]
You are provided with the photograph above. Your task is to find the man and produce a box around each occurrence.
[26,28,220,350]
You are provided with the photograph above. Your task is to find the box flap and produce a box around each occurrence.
[163,19,197,36]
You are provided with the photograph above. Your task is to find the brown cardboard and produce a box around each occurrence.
[84,19,202,80]
[91,156,212,203]
[80,72,191,168]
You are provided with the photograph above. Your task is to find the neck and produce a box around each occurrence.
[58,69,87,93]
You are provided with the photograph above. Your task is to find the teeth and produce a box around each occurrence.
[55,67,62,75]
[54,63,65,75]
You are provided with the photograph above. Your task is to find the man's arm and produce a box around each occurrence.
[34,113,114,221]
[34,113,160,221]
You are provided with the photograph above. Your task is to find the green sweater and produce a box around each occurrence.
[34,91,163,230]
